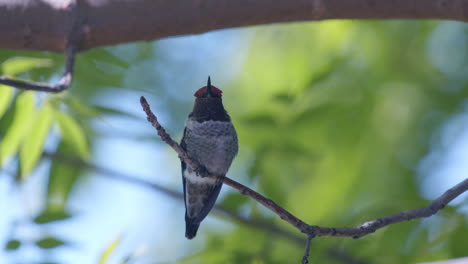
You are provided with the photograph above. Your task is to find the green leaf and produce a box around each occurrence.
[0,85,14,119]
[55,111,89,159]
[46,141,83,211]
[35,236,66,249]
[98,235,122,264]
[92,105,142,120]
[60,96,101,118]
[1,57,53,76]
[0,91,35,165]
[60,96,141,120]
[5,239,21,250]
[19,103,53,177]
[34,210,72,224]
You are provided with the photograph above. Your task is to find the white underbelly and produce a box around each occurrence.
[183,168,217,184]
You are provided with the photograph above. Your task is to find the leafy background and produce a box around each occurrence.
[0,20,467,264]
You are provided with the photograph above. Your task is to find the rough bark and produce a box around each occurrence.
[0,0,467,53]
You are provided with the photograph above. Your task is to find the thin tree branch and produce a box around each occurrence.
[223,176,311,232]
[42,150,304,244]
[140,96,312,231]
[302,234,314,264]
[140,96,468,261]
[0,1,84,93]
[43,150,368,263]
[308,177,468,238]
[141,96,468,236]
[0,0,467,52]
[0,44,77,92]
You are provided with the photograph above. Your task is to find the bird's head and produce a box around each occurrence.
[194,76,222,99]
[190,76,229,122]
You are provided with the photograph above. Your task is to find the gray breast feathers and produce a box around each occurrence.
[184,120,238,176]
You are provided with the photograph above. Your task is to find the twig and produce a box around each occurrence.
[140,96,468,261]
[0,44,77,92]
[140,96,311,231]
[140,96,199,169]
[43,150,304,245]
[222,177,310,233]
[309,177,468,238]
[302,234,314,264]
[0,2,84,93]
[140,96,468,235]
[43,150,367,263]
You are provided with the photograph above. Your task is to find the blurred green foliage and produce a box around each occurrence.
[1,20,467,264]
[220,21,468,264]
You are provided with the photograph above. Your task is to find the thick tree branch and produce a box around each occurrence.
[0,0,467,52]
[1,1,465,93]
[140,96,468,263]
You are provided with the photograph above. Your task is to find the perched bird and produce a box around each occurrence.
[181,77,238,239]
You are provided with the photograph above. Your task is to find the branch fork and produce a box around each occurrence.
[0,10,85,93]
[0,45,77,93]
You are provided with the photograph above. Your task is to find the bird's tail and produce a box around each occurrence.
[185,221,200,239]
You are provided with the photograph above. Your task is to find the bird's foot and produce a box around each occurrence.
[195,166,209,177]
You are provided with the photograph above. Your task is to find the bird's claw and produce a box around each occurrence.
[195,166,208,177]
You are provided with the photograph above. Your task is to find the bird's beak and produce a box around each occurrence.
[207,76,212,95]
[204,76,216,98]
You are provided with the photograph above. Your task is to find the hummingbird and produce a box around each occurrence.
[181,76,238,239]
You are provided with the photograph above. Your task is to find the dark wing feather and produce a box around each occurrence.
[181,128,225,238]
[190,180,223,222]
[181,127,223,219]
[180,128,188,210]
